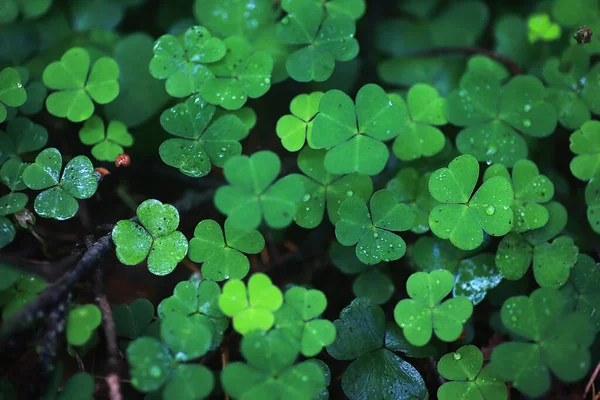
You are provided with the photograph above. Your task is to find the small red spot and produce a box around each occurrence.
[115,154,131,167]
[458,329,467,340]
[93,167,110,180]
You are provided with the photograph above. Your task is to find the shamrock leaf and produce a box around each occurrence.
[570,120,600,181]
[193,0,274,39]
[336,189,415,265]
[437,345,508,400]
[277,0,359,82]
[446,70,557,166]
[294,147,373,228]
[43,47,120,122]
[543,46,600,129]
[159,95,247,178]
[112,298,155,340]
[274,286,336,356]
[111,199,188,276]
[0,0,52,24]
[391,84,448,161]
[149,25,226,98]
[429,154,514,250]
[1,274,46,319]
[162,364,214,400]
[410,236,467,274]
[66,304,102,346]
[188,219,264,281]
[561,254,600,332]
[311,84,403,175]
[79,116,133,162]
[276,91,323,151]
[222,330,326,399]
[586,178,600,233]
[386,167,438,234]
[219,272,283,334]
[326,298,428,400]
[199,36,273,110]
[158,277,228,350]
[394,270,474,346]
[0,192,27,217]
[527,13,561,43]
[214,151,305,230]
[491,288,595,398]
[352,267,395,305]
[160,312,213,361]
[453,253,503,305]
[0,67,26,123]
[0,117,48,164]
[22,148,98,220]
[0,217,16,248]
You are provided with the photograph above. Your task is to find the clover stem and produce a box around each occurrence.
[410,46,523,75]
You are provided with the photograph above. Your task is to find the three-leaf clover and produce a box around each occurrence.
[22,148,98,220]
[446,70,557,166]
[111,199,188,276]
[310,84,403,175]
[570,120,600,181]
[276,91,323,151]
[276,0,359,82]
[326,298,429,400]
[586,178,600,233]
[214,151,305,230]
[0,0,52,24]
[490,288,595,398]
[193,0,274,39]
[199,36,274,110]
[335,189,415,265]
[429,154,514,250]
[394,269,474,346]
[527,13,561,43]
[218,272,283,334]
[391,84,448,161]
[386,167,438,234]
[0,158,28,221]
[294,147,373,228]
[543,46,600,129]
[66,304,102,346]
[561,254,600,332]
[149,25,226,98]
[188,219,264,281]
[78,116,133,162]
[112,298,155,340]
[1,274,46,319]
[0,117,48,164]
[274,286,336,356]
[43,47,120,122]
[222,330,326,399]
[437,345,508,400]
[159,95,247,178]
[0,67,26,123]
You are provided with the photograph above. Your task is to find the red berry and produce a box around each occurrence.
[115,154,131,167]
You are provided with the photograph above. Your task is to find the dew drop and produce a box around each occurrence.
[302,193,311,202]
[373,232,379,239]
[485,205,495,215]
[346,190,354,197]
[453,352,462,360]
[149,366,162,378]
[523,104,532,112]
[523,119,532,128]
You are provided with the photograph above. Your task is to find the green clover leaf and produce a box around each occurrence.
[543,46,600,129]
[323,0,366,20]
[149,25,226,98]
[199,36,273,110]
[159,95,247,178]
[294,147,373,228]
[453,253,503,306]
[214,151,305,230]
[570,120,600,181]
[222,330,326,399]
[0,117,48,165]
[527,13,561,43]
[391,84,448,161]
[274,286,336,356]
[1,274,46,319]
[163,364,215,400]
[491,288,595,398]
[111,199,188,276]
[0,67,26,123]
[586,178,600,233]
[0,0,52,24]
[352,267,395,305]
[561,254,600,332]
[0,193,27,217]
[160,312,213,361]
[437,345,508,400]
[310,84,403,175]
[66,304,102,347]
[386,168,439,234]
[112,298,155,340]
[188,219,264,281]
[158,277,228,350]
[335,189,415,265]
[127,337,175,392]
[277,0,359,82]
[276,91,323,151]
[219,272,283,334]
[78,115,133,162]
[22,148,98,220]
[410,236,467,274]
[447,70,557,166]
[193,0,274,39]
[394,270,474,346]
[429,154,514,250]
[43,47,120,122]
[326,298,428,400]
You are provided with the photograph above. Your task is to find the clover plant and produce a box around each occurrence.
[2,1,600,399]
